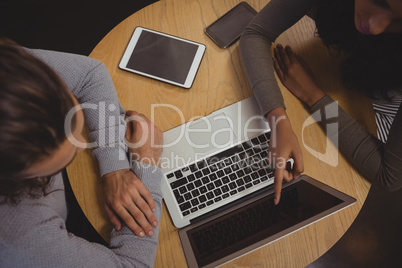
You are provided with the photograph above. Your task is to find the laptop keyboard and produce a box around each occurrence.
[166,132,273,217]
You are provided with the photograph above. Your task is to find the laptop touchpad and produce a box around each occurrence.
[187,112,236,154]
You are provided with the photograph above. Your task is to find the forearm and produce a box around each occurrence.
[71,61,129,176]
[239,0,318,116]
[310,95,402,190]
[28,49,130,176]
[239,33,285,116]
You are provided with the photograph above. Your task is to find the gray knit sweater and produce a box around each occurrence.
[0,49,163,267]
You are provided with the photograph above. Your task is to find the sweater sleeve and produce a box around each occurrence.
[108,162,163,267]
[0,163,163,268]
[310,95,402,190]
[239,0,319,116]
[27,49,130,177]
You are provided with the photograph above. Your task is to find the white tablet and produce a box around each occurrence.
[119,27,206,89]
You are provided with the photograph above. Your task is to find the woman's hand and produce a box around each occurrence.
[267,107,304,205]
[273,44,325,107]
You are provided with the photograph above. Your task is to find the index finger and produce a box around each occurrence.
[274,167,284,205]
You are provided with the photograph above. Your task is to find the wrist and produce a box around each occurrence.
[128,151,161,168]
[101,168,131,180]
[305,89,326,108]
[266,107,294,135]
[136,158,160,168]
[266,107,287,125]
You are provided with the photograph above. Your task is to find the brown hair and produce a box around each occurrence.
[0,39,76,204]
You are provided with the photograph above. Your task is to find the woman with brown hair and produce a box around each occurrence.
[0,39,163,267]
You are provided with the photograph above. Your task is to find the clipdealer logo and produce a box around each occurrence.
[301,101,339,167]
[63,101,339,167]
[64,102,124,149]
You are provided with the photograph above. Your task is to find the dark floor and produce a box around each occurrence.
[0,0,157,55]
[308,185,402,268]
[2,1,402,267]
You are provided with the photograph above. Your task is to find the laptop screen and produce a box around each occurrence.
[180,177,354,267]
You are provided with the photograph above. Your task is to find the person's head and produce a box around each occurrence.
[314,0,402,99]
[354,0,402,35]
[0,39,85,204]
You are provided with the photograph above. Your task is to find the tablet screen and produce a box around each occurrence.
[120,27,205,88]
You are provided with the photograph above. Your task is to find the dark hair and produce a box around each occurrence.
[0,39,76,204]
[314,0,402,99]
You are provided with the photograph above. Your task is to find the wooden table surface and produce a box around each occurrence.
[66,0,377,267]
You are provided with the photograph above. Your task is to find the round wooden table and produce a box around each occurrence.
[67,0,376,267]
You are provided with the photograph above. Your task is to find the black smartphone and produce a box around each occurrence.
[205,2,257,48]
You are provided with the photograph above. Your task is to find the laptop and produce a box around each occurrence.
[160,96,356,267]
[161,96,273,228]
